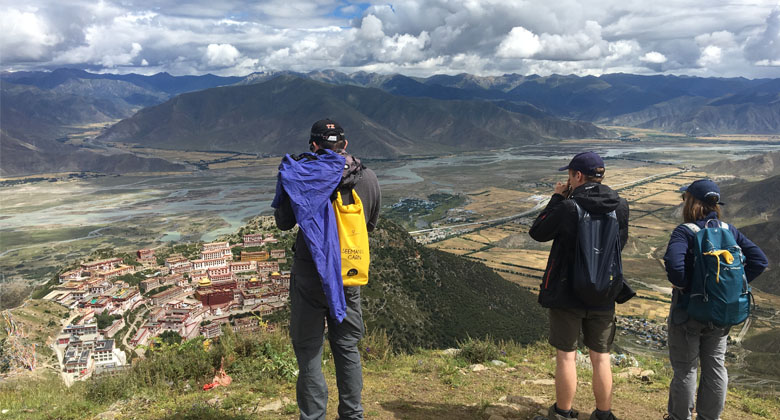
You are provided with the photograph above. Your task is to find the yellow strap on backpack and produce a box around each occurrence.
[702,249,734,284]
[333,190,370,286]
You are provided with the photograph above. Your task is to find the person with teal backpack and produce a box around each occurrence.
[663,179,768,420]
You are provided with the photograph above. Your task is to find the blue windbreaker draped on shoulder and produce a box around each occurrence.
[271,150,347,323]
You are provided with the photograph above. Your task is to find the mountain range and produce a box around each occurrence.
[3,68,243,105]
[2,68,779,176]
[97,75,608,158]
[277,70,780,135]
[0,69,241,176]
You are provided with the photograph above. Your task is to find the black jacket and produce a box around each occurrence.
[529,183,631,309]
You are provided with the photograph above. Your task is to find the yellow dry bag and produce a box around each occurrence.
[333,189,370,286]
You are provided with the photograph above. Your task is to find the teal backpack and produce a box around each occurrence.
[684,220,752,327]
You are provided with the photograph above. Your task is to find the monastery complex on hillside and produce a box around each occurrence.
[43,232,291,384]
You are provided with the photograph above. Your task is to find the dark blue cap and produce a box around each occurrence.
[680,179,725,205]
[558,151,605,177]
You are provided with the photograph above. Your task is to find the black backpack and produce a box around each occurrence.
[570,202,624,306]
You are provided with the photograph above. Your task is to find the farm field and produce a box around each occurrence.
[4,128,779,327]
[416,134,780,332]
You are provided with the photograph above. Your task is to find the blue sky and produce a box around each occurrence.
[328,2,371,20]
[1,0,779,78]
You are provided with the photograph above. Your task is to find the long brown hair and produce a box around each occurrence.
[682,192,721,223]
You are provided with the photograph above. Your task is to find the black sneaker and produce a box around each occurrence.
[548,404,579,419]
[589,409,619,420]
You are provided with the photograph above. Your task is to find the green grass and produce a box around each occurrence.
[0,373,99,420]
[2,331,780,420]
[457,336,502,364]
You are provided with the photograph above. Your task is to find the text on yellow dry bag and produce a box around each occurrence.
[333,189,370,286]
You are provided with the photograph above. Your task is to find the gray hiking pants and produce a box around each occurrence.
[667,312,729,420]
[290,268,364,420]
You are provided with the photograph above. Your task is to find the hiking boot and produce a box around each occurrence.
[589,409,619,420]
[547,404,579,419]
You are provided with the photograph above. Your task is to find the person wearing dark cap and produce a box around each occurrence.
[529,151,632,420]
[272,119,380,420]
[663,179,767,420]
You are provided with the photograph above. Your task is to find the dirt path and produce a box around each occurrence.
[121,305,149,351]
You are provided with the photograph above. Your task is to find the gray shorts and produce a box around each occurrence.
[548,307,616,353]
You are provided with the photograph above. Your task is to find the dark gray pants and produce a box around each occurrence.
[667,312,729,420]
[290,269,364,420]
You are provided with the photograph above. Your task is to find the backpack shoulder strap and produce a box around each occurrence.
[719,221,729,230]
[682,223,700,234]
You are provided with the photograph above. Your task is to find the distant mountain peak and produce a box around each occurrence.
[98,75,609,159]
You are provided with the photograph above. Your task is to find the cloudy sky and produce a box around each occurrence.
[2,0,779,78]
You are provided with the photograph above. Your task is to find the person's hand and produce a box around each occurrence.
[554,181,571,197]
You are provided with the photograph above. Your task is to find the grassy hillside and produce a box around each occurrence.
[721,175,780,221]
[743,329,780,380]
[737,219,780,296]
[1,328,777,420]
[365,218,547,351]
[704,151,780,179]
[721,175,780,295]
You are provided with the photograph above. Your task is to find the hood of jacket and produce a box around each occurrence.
[571,182,621,214]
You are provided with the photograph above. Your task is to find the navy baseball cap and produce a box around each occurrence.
[680,179,725,205]
[558,151,605,177]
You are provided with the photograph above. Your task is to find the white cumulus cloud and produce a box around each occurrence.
[755,59,780,66]
[607,40,641,61]
[2,1,780,77]
[640,51,668,63]
[496,27,542,58]
[205,43,241,67]
[358,14,385,41]
[745,7,780,66]
[698,45,723,67]
[0,8,60,61]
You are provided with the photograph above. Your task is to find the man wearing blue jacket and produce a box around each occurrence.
[273,119,380,420]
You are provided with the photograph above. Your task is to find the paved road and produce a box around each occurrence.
[631,279,674,296]
[409,199,549,235]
